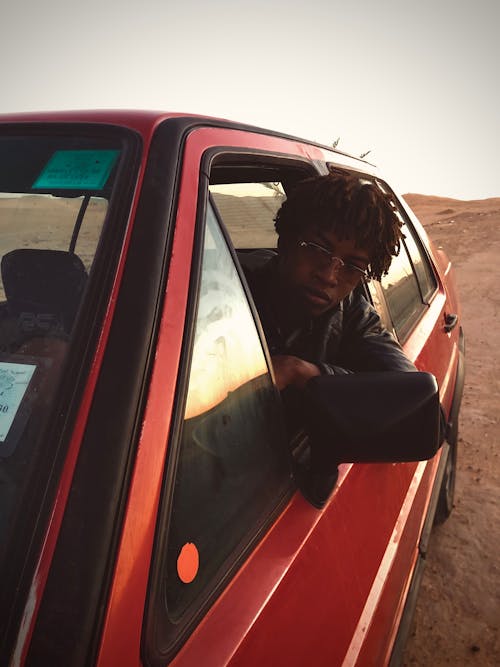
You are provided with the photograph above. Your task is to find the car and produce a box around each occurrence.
[0,110,464,666]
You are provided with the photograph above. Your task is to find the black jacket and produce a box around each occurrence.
[242,251,416,376]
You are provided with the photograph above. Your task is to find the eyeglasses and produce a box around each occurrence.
[297,240,369,280]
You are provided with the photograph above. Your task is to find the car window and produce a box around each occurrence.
[367,179,438,340]
[0,129,137,634]
[380,227,426,341]
[209,181,285,248]
[146,201,291,656]
[403,221,437,302]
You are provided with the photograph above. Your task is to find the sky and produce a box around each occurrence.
[1,0,498,200]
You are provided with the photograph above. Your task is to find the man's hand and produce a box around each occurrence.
[271,354,321,390]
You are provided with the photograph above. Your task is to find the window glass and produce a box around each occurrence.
[366,280,393,331]
[403,223,437,301]
[209,182,285,248]
[0,194,107,286]
[380,238,423,341]
[164,203,290,622]
[0,132,127,580]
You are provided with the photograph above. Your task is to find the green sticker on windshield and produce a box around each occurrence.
[32,149,119,190]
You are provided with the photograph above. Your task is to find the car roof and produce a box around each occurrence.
[0,109,375,170]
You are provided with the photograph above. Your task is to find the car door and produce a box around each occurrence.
[96,126,445,667]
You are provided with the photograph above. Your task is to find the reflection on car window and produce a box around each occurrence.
[164,203,290,623]
[380,236,422,341]
[403,223,437,302]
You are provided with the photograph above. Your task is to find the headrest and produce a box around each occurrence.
[1,249,88,336]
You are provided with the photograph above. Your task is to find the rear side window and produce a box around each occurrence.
[403,222,437,302]
[380,236,422,340]
[146,202,291,658]
[380,222,437,341]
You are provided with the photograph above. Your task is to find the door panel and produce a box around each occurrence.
[99,127,450,666]
[167,130,441,665]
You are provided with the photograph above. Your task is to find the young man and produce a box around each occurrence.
[245,171,416,390]
[243,171,425,507]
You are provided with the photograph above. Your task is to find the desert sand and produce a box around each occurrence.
[401,194,500,666]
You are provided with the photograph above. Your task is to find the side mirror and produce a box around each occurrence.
[294,371,441,507]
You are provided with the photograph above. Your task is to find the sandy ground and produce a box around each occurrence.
[401,195,500,666]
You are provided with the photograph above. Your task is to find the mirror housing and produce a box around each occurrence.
[294,371,441,507]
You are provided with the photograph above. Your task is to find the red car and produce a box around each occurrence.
[0,111,464,666]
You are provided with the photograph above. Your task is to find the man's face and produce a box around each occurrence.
[278,228,370,318]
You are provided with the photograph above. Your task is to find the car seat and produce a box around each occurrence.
[1,249,88,341]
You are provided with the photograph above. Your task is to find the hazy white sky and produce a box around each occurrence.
[1,0,498,199]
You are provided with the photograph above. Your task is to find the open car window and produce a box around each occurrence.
[209,181,285,248]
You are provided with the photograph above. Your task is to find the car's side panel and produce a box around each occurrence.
[352,455,440,665]
[170,461,433,667]
[231,463,422,667]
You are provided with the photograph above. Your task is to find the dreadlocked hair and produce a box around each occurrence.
[274,171,404,280]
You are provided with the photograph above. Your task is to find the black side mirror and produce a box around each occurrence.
[294,371,441,508]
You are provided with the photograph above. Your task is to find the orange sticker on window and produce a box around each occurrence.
[177,543,199,584]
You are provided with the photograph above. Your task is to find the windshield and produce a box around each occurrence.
[0,130,135,604]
